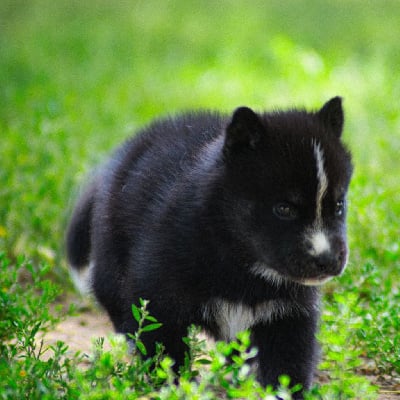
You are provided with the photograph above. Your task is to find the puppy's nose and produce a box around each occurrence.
[315,245,347,276]
[315,253,338,274]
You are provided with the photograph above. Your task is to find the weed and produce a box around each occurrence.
[0,267,298,399]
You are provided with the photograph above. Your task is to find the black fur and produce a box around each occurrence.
[66,98,353,395]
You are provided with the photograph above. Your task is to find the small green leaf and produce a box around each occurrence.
[135,339,147,355]
[139,298,148,307]
[156,368,168,379]
[278,374,291,387]
[131,304,141,323]
[141,323,162,332]
[196,358,212,365]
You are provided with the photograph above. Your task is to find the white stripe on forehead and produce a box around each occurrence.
[312,140,328,226]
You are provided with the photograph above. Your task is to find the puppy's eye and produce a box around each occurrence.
[273,203,298,220]
[335,200,345,217]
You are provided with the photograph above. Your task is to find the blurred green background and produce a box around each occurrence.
[1,0,399,388]
[1,0,399,287]
[0,0,400,282]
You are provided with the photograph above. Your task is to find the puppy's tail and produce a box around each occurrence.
[66,182,96,292]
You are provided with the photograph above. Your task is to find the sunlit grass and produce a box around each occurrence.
[1,0,399,396]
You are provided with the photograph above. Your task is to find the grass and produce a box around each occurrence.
[1,0,399,398]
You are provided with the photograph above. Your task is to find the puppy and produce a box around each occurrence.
[66,97,353,395]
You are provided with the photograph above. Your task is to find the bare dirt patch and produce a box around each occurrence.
[43,305,113,355]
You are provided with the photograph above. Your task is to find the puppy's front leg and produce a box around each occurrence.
[252,313,319,398]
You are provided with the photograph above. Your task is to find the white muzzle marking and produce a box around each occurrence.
[309,140,331,256]
[312,140,328,226]
[309,231,331,256]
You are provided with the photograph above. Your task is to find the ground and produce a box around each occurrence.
[42,298,399,399]
[44,304,113,355]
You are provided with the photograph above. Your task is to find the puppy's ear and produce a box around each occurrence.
[318,96,344,138]
[223,107,264,156]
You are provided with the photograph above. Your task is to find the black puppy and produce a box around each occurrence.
[66,97,353,394]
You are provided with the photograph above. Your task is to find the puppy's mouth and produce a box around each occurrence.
[251,262,345,287]
[291,261,347,286]
[294,275,334,286]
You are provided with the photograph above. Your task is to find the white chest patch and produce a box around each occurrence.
[202,298,302,341]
